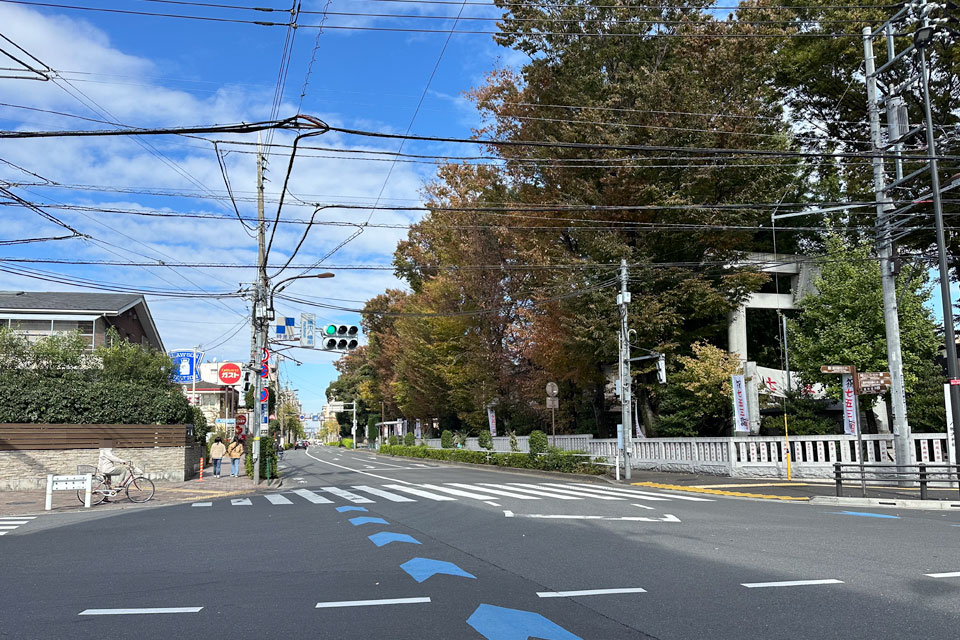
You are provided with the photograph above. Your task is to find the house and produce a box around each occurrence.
[0,291,164,351]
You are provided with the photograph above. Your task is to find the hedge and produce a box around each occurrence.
[377,444,606,475]
[0,378,193,425]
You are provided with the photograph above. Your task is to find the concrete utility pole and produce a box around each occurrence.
[252,132,269,486]
[619,258,632,480]
[863,26,911,465]
[916,14,960,465]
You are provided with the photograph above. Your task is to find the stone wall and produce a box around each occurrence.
[0,444,201,491]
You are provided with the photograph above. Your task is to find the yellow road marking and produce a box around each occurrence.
[691,482,822,489]
[631,481,809,501]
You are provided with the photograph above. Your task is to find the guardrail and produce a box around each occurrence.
[833,462,960,499]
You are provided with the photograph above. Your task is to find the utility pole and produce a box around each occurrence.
[252,132,269,486]
[916,11,960,465]
[863,23,911,466]
[619,258,632,480]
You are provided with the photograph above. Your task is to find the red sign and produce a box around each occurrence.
[951,379,960,386]
[235,414,247,427]
[218,363,242,384]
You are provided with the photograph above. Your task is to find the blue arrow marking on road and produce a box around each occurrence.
[830,511,900,519]
[368,532,421,547]
[466,604,582,640]
[350,516,389,526]
[400,558,476,583]
[336,506,367,513]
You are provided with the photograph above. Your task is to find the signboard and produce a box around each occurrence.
[545,397,559,409]
[300,313,316,349]
[858,372,891,384]
[235,414,247,427]
[487,407,497,436]
[328,401,345,413]
[415,418,422,439]
[821,365,854,374]
[546,382,558,398]
[858,384,890,395]
[169,350,203,384]
[842,374,858,436]
[215,418,236,426]
[731,375,750,433]
[259,401,268,426]
[218,363,242,385]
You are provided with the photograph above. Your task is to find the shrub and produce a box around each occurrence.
[341,438,354,449]
[389,434,399,446]
[244,436,278,479]
[404,432,415,446]
[529,430,548,456]
[376,443,605,475]
[440,430,453,448]
[509,430,519,452]
[477,429,493,450]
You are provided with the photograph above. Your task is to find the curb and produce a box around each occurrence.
[363,451,612,484]
[810,496,960,510]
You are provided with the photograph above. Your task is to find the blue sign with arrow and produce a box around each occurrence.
[400,557,475,583]
[466,604,582,640]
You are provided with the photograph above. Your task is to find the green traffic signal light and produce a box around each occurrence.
[324,324,337,336]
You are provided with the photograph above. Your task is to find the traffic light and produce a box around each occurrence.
[656,354,667,385]
[321,324,360,350]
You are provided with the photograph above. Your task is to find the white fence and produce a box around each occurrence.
[407,432,953,479]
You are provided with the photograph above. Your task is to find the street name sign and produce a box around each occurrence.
[821,365,854,374]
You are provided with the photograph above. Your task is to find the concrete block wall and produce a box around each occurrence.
[0,446,194,491]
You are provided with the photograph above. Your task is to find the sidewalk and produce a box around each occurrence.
[616,469,960,503]
[0,468,274,518]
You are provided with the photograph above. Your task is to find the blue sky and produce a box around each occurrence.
[0,1,528,412]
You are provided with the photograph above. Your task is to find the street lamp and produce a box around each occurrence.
[267,272,334,318]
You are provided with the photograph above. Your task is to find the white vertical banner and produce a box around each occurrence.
[944,384,957,466]
[415,419,422,439]
[731,375,750,433]
[300,313,316,348]
[487,407,497,437]
[842,374,858,436]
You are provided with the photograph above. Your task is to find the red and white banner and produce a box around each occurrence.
[842,374,858,436]
[487,407,497,437]
[731,375,750,433]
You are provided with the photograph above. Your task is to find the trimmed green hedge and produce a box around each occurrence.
[378,444,606,475]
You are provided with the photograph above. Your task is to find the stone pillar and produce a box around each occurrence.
[728,306,748,362]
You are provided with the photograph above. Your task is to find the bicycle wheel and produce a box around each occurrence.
[78,476,108,505]
[125,476,155,503]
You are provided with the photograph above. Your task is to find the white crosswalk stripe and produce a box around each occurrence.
[0,516,35,536]
[319,487,374,504]
[265,494,293,505]
[477,483,583,500]
[445,483,540,500]
[416,484,502,501]
[543,483,668,501]
[573,484,715,502]
[381,484,457,501]
[292,489,333,504]
[510,483,626,500]
[352,485,416,502]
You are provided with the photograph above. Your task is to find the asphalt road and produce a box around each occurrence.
[3,445,960,639]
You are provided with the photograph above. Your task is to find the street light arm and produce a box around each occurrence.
[266,272,335,316]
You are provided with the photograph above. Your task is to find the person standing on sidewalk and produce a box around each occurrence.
[226,436,244,477]
[209,437,226,478]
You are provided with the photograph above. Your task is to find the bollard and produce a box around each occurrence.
[834,463,843,497]
[198,457,204,482]
[919,464,927,501]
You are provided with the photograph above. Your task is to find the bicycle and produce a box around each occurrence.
[76,462,156,505]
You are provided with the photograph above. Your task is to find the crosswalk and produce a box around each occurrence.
[191,482,714,508]
[0,516,35,535]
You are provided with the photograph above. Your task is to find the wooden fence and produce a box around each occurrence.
[0,424,192,450]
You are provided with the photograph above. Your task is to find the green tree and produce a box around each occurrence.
[655,342,743,437]
[440,430,453,449]
[477,429,493,451]
[789,235,942,431]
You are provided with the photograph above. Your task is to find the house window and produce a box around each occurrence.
[7,318,95,350]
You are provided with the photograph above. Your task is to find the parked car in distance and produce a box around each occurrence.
[294,440,308,450]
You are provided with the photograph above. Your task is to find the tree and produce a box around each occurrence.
[789,235,943,431]
[655,342,743,437]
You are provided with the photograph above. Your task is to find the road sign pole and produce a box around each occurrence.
[551,408,555,447]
